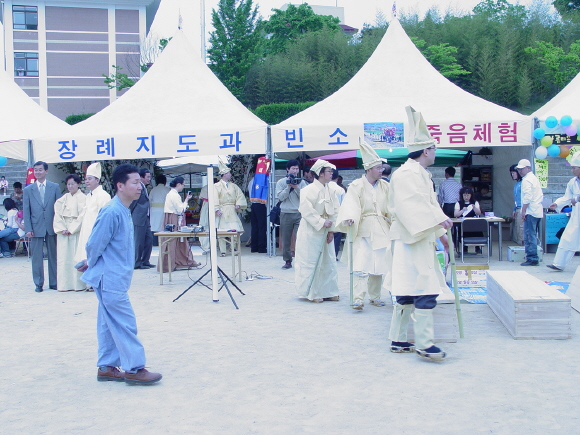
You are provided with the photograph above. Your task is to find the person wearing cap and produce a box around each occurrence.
[149,174,171,236]
[214,161,247,256]
[510,164,524,245]
[337,139,391,310]
[23,161,61,292]
[516,158,543,266]
[387,106,453,361]
[74,163,112,275]
[198,177,218,253]
[547,152,580,271]
[295,159,340,303]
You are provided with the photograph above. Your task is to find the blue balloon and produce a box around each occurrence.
[548,144,560,157]
[533,128,546,139]
[0,156,7,167]
[561,115,573,127]
[546,116,558,128]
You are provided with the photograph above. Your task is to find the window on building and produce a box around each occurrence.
[14,52,39,77]
[13,5,38,30]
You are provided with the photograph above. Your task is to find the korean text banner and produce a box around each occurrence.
[33,127,267,163]
[272,119,532,152]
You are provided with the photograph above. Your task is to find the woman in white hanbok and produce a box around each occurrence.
[54,174,86,291]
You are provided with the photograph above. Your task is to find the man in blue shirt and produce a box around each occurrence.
[79,164,162,385]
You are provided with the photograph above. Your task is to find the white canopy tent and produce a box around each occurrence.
[0,68,71,162]
[33,30,267,163]
[532,71,580,132]
[157,154,226,175]
[271,19,532,153]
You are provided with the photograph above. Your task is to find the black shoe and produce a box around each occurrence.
[251,249,258,253]
[281,261,292,269]
[520,261,539,266]
[35,286,43,292]
[390,341,415,353]
[258,250,267,254]
[547,264,563,271]
[143,263,155,268]
[134,265,149,269]
[49,285,57,290]
[416,345,446,361]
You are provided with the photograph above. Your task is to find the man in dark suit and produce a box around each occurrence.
[130,168,153,269]
[23,161,61,292]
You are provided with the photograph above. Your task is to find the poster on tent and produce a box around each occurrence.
[272,118,532,152]
[363,122,404,148]
[534,158,548,189]
[546,133,580,146]
[33,128,267,163]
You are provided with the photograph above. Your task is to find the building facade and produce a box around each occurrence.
[1,0,158,120]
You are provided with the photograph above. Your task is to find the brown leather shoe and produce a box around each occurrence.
[124,368,162,385]
[97,366,125,382]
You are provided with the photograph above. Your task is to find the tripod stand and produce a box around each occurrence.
[172,259,245,308]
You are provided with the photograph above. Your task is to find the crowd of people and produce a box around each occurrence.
[4,104,580,381]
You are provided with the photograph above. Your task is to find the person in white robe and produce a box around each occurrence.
[149,174,171,233]
[547,152,580,271]
[337,139,391,310]
[295,159,340,303]
[387,106,453,361]
[214,161,247,256]
[54,174,86,291]
[198,178,217,252]
[75,162,111,264]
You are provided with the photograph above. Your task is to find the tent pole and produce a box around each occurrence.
[28,140,34,167]
[267,126,276,257]
[207,165,219,301]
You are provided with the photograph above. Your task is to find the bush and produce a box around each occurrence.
[65,113,95,125]
[253,102,317,125]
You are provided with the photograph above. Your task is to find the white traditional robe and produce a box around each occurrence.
[149,184,170,232]
[337,176,391,275]
[214,179,247,252]
[54,191,86,290]
[199,184,210,250]
[388,158,449,296]
[554,177,580,252]
[74,185,111,262]
[295,179,340,300]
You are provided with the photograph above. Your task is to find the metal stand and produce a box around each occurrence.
[173,262,245,308]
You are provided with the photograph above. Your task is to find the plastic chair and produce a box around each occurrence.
[14,237,31,258]
[461,218,490,263]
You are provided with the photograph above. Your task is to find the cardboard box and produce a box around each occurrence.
[507,245,543,262]
[487,271,571,339]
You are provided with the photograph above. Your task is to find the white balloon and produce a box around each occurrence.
[535,146,548,159]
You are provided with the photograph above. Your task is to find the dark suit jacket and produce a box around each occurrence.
[129,182,150,227]
[23,181,61,237]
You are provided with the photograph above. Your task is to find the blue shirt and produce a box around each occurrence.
[81,195,134,292]
[513,180,522,210]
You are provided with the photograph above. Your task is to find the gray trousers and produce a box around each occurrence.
[30,235,57,288]
[280,212,301,262]
[134,224,153,267]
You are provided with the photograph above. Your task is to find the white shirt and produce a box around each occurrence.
[164,188,188,215]
[521,171,544,218]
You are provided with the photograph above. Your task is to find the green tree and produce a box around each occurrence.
[260,3,341,54]
[553,0,580,14]
[525,40,580,92]
[207,0,262,99]
[102,65,136,91]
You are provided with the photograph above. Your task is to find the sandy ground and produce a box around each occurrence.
[1,241,579,434]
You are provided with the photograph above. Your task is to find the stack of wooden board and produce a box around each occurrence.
[406,288,459,343]
[487,270,571,339]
